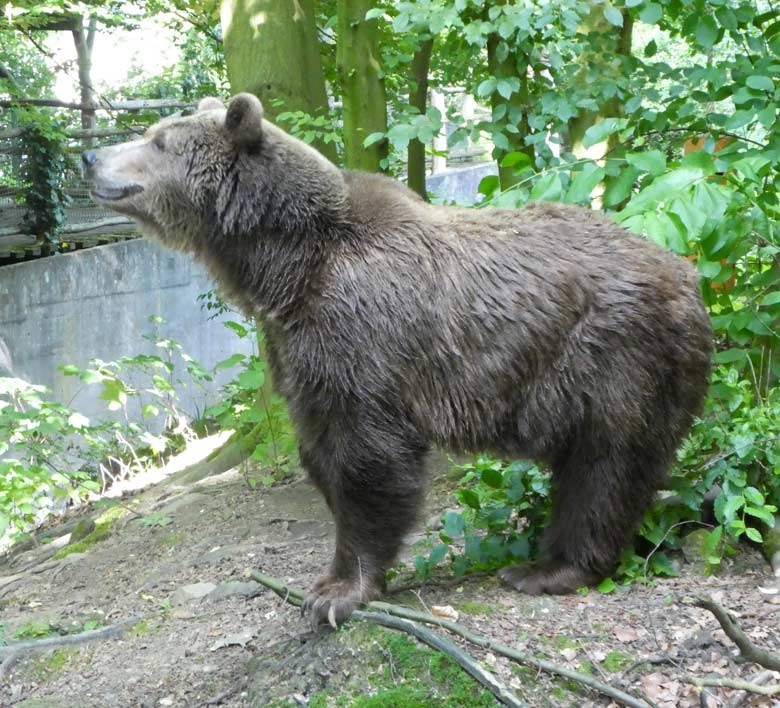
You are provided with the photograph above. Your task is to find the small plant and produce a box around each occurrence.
[413,457,551,579]
[205,321,297,483]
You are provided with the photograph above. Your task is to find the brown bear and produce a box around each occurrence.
[84,94,713,626]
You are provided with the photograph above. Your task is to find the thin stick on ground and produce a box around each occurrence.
[250,570,654,708]
[682,673,780,697]
[691,595,780,671]
[355,610,527,708]
[0,615,144,682]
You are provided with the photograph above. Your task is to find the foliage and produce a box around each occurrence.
[413,458,550,579]
[16,112,72,251]
[204,320,297,485]
[0,319,205,546]
[274,104,343,156]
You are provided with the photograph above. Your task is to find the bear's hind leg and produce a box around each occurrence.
[500,440,667,595]
[302,432,427,627]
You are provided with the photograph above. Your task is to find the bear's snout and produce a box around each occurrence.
[82,150,98,169]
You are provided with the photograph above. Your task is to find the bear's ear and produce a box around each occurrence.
[197,97,224,113]
[225,93,264,150]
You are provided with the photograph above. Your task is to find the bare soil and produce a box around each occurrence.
[1,449,778,708]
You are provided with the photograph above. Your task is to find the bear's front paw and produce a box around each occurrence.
[498,561,599,595]
[303,575,381,629]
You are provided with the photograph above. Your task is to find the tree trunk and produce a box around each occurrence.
[486,34,533,190]
[71,15,96,132]
[220,0,337,163]
[567,8,633,160]
[336,0,389,171]
[407,38,433,199]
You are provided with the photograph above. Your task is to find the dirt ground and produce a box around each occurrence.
[1,446,778,708]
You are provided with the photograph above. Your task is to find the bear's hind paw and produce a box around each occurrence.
[498,561,599,595]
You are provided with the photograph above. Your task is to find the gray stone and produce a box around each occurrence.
[170,582,217,605]
[206,581,262,602]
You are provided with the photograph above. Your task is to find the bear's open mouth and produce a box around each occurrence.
[90,183,144,201]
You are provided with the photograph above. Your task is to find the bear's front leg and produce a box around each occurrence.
[301,432,427,628]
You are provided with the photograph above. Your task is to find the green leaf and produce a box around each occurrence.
[478,175,499,196]
[696,16,720,50]
[364,7,384,20]
[141,403,160,418]
[481,467,504,488]
[458,488,481,510]
[237,368,265,391]
[214,353,246,370]
[743,487,764,506]
[500,151,532,169]
[428,543,448,565]
[713,348,747,364]
[721,495,744,520]
[603,166,639,208]
[582,118,628,149]
[442,511,465,538]
[639,3,662,25]
[530,172,562,202]
[745,527,763,543]
[625,150,666,176]
[746,75,775,92]
[565,163,606,204]
[760,292,780,307]
[597,577,616,593]
[603,6,623,27]
[744,507,775,525]
[363,132,385,147]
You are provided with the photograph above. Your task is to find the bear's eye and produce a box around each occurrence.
[152,134,166,151]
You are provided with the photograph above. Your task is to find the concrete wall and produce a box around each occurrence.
[0,238,253,422]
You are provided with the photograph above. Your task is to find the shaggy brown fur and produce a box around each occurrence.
[84,93,713,625]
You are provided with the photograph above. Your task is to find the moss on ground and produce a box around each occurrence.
[53,507,126,559]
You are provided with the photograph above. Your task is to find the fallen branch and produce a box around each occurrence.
[692,595,780,671]
[358,611,527,708]
[727,670,777,708]
[0,615,143,681]
[682,673,780,696]
[250,570,653,708]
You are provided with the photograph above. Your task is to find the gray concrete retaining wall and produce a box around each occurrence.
[0,238,253,422]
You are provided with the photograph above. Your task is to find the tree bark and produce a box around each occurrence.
[71,15,97,131]
[336,0,389,171]
[567,8,633,159]
[486,33,533,190]
[220,0,337,163]
[407,38,434,199]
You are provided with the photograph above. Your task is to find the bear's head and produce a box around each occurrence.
[83,93,344,253]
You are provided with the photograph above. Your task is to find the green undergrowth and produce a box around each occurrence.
[260,624,501,708]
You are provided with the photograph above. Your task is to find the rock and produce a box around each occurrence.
[170,582,217,605]
[680,528,713,575]
[207,581,262,602]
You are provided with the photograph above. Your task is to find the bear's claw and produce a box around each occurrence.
[302,575,381,630]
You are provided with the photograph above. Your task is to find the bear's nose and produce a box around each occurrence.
[81,150,98,167]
